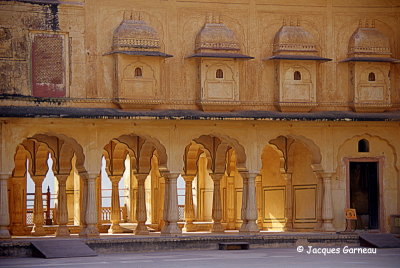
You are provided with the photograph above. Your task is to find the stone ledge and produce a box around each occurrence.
[0,233,359,257]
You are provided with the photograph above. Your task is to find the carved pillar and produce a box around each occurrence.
[55,175,70,237]
[256,175,263,229]
[10,177,25,235]
[96,176,102,228]
[239,174,248,232]
[109,175,123,233]
[244,173,259,233]
[226,175,235,230]
[314,172,323,231]
[135,174,149,235]
[158,176,166,230]
[182,175,196,232]
[284,172,293,231]
[80,173,99,237]
[321,172,335,232]
[79,175,87,236]
[0,174,11,238]
[211,173,224,233]
[31,175,46,236]
[161,173,181,235]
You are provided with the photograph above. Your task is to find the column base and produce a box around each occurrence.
[322,221,336,232]
[211,222,224,233]
[55,225,71,237]
[225,221,236,230]
[183,222,196,232]
[134,222,149,235]
[161,222,182,235]
[313,221,323,232]
[239,220,248,232]
[284,220,293,232]
[245,221,260,233]
[31,225,46,236]
[108,223,124,234]
[0,228,11,239]
[80,224,100,238]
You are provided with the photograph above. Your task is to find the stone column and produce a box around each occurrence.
[158,176,166,231]
[0,174,11,238]
[226,175,235,230]
[244,173,259,233]
[10,177,25,235]
[211,173,224,233]
[321,172,335,232]
[182,175,195,232]
[79,175,87,236]
[31,175,46,236]
[109,175,123,233]
[135,174,149,235]
[239,173,248,232]
[55,174,70,237]
[284,172,293,231]
[161,173,181,235]
[80,173,99,237]
[314,172,323,231]
[256,175,263,229]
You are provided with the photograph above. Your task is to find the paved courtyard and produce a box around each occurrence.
[0,247,399,268]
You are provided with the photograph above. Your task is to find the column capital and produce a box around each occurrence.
[161,172,180,180]
[318,172,335,179]
[182,174,196,182]
[135,173,148,181]
[210,173,223,181]
[239,172,259,179]
[56,174,69,183]
[109,175,122,183]
[31,175,45,184]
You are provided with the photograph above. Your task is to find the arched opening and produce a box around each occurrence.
[101,134,167,234]
[294,71,301,80]
[368,72,375,82]
[216,69,224,79]
[134,67,143,78]
[262,135,322,232]
[183,134,247,232]
[358,139,370,152]
[10,134,85,236]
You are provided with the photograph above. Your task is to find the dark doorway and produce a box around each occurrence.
[350,162,379,230]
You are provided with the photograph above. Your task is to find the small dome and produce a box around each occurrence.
[273,25,317,54]
[348,27,391,56]
[112,19,160,52]
[195,23,240,52]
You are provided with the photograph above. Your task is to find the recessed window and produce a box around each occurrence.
[134,67,142,78]
[216,69,223,79]
[368,72,375,82]
[358,139,369,152]
[294,71,301,80]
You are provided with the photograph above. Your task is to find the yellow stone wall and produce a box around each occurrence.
[1,0,399,234]
[0,0,399,111]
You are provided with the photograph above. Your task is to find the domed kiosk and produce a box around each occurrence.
[342,21,399,112]
[109,13,172,110]
[188,14,253,112]
[267,22,331,112]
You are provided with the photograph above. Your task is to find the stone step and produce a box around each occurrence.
[359,233,400,248]
[31,239,97,258]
